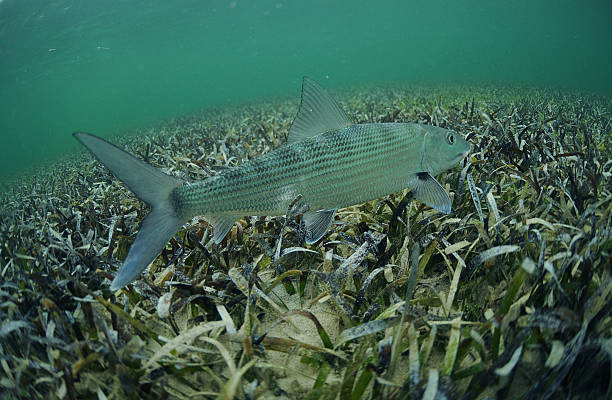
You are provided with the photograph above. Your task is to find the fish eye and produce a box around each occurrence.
[447,133,455,145]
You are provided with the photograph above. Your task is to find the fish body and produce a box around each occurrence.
[74,78,470,290]
[178,122,464,217]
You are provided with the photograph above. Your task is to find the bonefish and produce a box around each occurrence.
[74,77,470,290]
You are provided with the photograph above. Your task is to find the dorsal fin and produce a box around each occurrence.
[287,77,352,145]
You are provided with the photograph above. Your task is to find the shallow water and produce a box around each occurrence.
[0,0,611,183]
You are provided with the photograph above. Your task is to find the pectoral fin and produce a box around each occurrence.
[302,209,337,244]
[410,172,452,214]
[206,214,238,244]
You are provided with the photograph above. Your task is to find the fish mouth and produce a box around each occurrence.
[458,145,471,159]
[457,150,470,160]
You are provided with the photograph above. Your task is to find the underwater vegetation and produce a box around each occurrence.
[0,84,610,399]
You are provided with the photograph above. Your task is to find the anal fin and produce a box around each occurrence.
[206,214,238,244]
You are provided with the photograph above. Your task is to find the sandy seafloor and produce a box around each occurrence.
[0,85,610,399]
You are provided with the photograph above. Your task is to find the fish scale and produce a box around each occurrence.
[176,123,421,216]
[74,77,470,290]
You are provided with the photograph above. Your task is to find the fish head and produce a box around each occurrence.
[422,126,471,174]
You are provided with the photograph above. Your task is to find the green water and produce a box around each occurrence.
[1,0,611,184]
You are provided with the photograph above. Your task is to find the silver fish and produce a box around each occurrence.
[74,77,470,290]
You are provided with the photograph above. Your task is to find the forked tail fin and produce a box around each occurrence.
[73,132,185,290]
